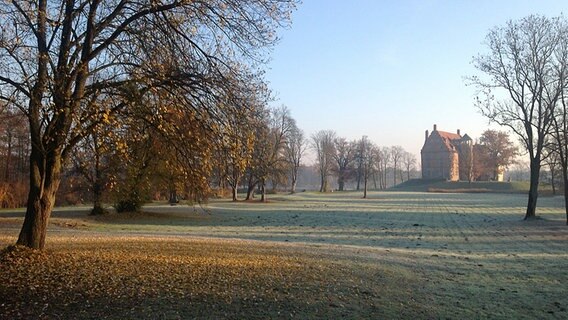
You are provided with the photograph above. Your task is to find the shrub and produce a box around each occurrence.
[89,206,109,216]
[110,179,150,213]
[114,198,143,213]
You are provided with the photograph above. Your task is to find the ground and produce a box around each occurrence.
[1,191,567,319]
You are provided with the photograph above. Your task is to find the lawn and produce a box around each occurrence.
[1,191,567,319]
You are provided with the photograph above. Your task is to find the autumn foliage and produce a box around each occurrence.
[0,0,298,248]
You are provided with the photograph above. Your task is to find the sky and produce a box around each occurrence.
[265,0,568,163]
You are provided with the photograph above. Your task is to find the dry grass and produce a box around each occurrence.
[1,191,567,319]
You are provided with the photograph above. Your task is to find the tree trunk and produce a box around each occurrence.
[17,148,62,250]
[559,158,568,225]
[232,186,238,201]
[168,188,177,205]
[245,181,256,200]
[338,174,345,191]
[17,0,54,249]
[549,165,556,195]
[230,171,239,201]
[393,167,397,186]
[260,179,266,202]
[91,149,105,214]
[564,185,568,226]
[562,168,568,225]
[363,174,368,199]
[524,159,540,220]
[372,172,377,189]
[91,181,104,214]
[290,173,297,194]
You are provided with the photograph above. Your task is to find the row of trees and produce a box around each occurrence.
[1,101,307,208]
[68,103,307,207]
[311,131,418,197]
[0,110,29,208]
[216,105,307,202]
[471,14,568,222]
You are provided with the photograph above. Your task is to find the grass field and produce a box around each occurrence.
[391,179,546,193]
[1,191,567,319]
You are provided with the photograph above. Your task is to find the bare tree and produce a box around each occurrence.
[551,92,568,224]
[264,105,296,198]
[360,136,376,198]
[0,1,296,249]
[333,137,355,191]
[312,130,336,192]
[354,137,371,190]
[402,151,417,182]
[377,147,391,189]
[371,147,381,189]
[470,15,568,220]
[284,123,306,194]
[543,147,560,195]
[245,105,294,201]
[390,146,404,186]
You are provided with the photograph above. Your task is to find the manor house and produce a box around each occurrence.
[421,124,472,181]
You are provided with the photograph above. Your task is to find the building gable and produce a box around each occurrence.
[421,124,464,181]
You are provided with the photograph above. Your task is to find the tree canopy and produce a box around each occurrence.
[0,0,297,249]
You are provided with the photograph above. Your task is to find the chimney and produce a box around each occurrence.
[425,130,429,142]
[433,124,437,131]
[457,129,461,136]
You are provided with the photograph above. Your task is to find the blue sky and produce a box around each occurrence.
[266,0,567,162]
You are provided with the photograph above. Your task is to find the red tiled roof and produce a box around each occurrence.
[437,131,461,140]
[430,130,462,152]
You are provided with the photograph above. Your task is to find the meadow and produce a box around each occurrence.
[1,191,567,319]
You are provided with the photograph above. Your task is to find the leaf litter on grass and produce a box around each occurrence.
[1,235,410,319]
[1,191,567,319]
